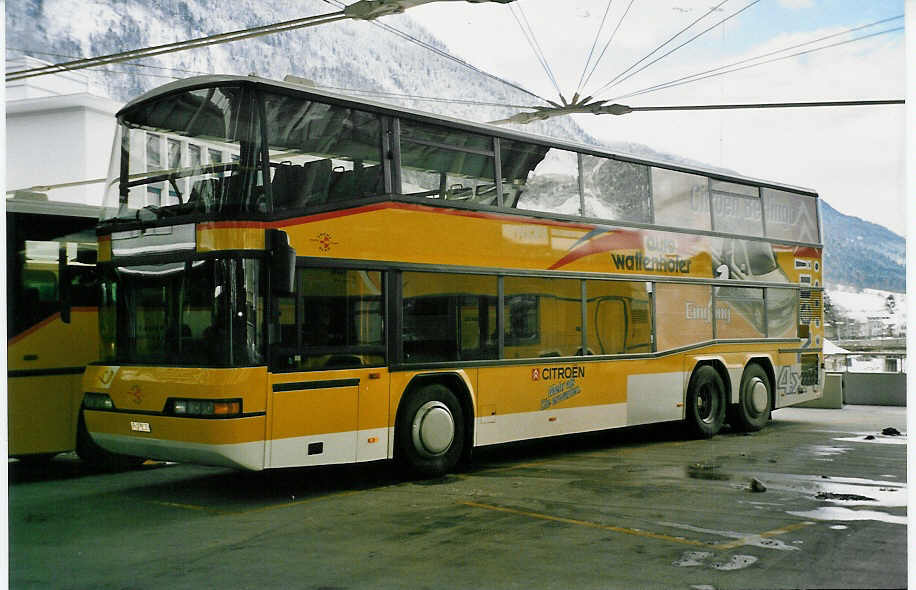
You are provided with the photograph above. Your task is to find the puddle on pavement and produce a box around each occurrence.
[815,492,876,502]
[833,434,906,445]
[810,445,852,457]
[660,522,799,551]
[672,551,713,567]
[754,473,905,508]
[711,555,758,571]
[788,506,907,525]
[674,551,758,571]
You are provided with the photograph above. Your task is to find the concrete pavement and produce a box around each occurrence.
[9,405,907,589]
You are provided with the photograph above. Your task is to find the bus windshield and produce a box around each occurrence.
[101,84,389,222]
[99,257,265,366]
[102,85,264,222]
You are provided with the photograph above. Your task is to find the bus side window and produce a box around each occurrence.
[401,272,497,363]
[18,267,59,333]
[504,295,538,344]
[69,265,100,307]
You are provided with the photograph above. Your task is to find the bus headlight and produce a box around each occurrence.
[168,398,242,417]
[83,393,114,410]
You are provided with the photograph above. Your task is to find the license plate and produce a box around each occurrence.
[130,421,151,433]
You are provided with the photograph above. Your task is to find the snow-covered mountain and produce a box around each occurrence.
[5,0,709,161]
[7,0,905,294]
[819,200,905,293]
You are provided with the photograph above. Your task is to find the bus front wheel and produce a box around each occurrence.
[396,384,465,478]
[76,410,146,470]
[685,365,726,438]
[729,363,772,432]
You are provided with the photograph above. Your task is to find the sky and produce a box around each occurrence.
[400,0,906,236]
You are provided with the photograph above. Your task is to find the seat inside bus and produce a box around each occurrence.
[271,159,333,210]
[327,164,382,202]
[189,178,221,210]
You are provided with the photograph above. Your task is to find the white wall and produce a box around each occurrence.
[6,56,90,100]
[5,57,122,205]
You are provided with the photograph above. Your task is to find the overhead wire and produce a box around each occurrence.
[513,3,563,98]
[575,0,614,97]
[626,99,904,112]
[6,11,349,81]
[320,0,551,104]
[592,0,764,97]
[602,14,904,102]
[508,2,565,103]
[6,47,212,77]
[372,19,551,103]
[578,0,635,98]
[8,1,551,106]
[301,84,535,109]
[8,3,901,124]
[608,24,904,102]
[9,40,533,111]
[588,0,731,97]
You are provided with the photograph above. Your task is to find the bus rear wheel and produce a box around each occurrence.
[396,384,465,478]
[730,363,772,432]
[685,365,726,438]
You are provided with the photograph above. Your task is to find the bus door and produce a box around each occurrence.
[269,375,359,468]
[268,368,390,468]
[268,267,388,468]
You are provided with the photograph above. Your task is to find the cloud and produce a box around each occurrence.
[407,2,905,234]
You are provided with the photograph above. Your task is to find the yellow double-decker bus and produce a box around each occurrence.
[82,75,824,475]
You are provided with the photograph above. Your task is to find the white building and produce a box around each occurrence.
[6,56,122,205]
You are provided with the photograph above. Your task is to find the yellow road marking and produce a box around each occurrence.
[470,459,554,475]
[463,501,812,550]
[229,489,363,516]
[149,501,227,515]
[714,521,814,550]
[462,501,711,548]
[147,489,363,517]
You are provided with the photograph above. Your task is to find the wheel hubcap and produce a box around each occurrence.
[748,377,769,414]
[411,401,455,458]
[697,385,715,423]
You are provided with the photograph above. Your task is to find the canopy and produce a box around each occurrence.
[823,339,850,354]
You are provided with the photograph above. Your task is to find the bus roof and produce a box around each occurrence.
[120,74,818,198]
[6,196,101,218]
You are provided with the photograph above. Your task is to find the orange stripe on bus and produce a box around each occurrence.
[8,307,98,345]
[8,312,61,345]
[198,201,599,233]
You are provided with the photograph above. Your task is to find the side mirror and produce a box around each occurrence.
[268,229,295,294]
[76,247,98,265]
[58,245,71,324]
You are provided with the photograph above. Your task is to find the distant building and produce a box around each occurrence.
[6,56,122,205]
[866,316,890,338]
[7,57,246,213]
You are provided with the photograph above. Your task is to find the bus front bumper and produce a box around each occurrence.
[84,410,266,470]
